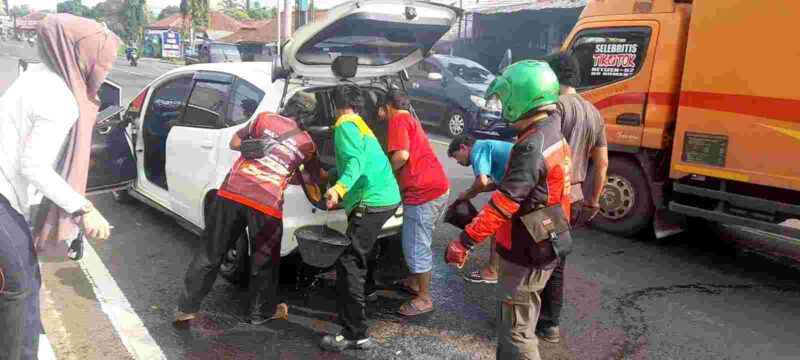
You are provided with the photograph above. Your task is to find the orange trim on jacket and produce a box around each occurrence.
[217,189,283,219]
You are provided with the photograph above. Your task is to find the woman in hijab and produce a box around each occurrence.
[0,14,120,360]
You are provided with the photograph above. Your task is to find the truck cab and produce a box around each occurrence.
[562,0,800,240]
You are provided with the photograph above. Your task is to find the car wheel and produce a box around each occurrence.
[443,110,466,137]
[219,232,250,288]
[590,156,655,237]
[111,190,134,204]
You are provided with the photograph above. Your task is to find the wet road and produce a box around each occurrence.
[2,40,800,359]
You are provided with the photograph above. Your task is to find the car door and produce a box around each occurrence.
[414,60,448,125]
[134,73,195,206]
[17,59,135,194]
[406,61,432,123]
[165,71,234,224]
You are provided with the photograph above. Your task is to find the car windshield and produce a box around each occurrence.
[442,58,494,85]
[211,45,241,57]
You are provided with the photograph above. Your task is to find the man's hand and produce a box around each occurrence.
[582,199,601,222]
[445,240,470,269]
[325,187,341,209]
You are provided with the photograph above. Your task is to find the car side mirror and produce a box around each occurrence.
[428,72,443,81]
[498,49,512,74]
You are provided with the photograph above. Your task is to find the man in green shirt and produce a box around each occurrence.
[321,84,401,352]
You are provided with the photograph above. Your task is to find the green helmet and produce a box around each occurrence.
[485,60,560,123]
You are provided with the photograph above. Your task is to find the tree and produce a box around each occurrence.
[10,4,30,17]
[181,0,209,47]
[122,0,147,45]
[222,8,249,21]
[220,0,243,10]
[57,0,89,16]
[158,5,180,20]
[247,1,274,20]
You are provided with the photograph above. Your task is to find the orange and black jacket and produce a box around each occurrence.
[460,115,573,268]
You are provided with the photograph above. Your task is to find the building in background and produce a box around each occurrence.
[14,10,49,38]
[436,0,587,71]
[144,11,245,58]
[219,9,326,61]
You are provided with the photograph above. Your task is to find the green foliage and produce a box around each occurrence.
[158,5,180,20]
[10,4,31,17]
[122,0,147,44]
[247,2,274,20]
[223,8,250,21]
[57,0,89,17]
[189,0,209,30]
[220,0,243,10]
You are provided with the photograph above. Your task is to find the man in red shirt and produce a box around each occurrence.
[379,90,450,316]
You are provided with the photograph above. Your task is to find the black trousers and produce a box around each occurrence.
[539,201,582,328]
[179,196,283,318]
[336,208,396,340]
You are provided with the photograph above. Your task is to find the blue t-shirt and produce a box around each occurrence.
[469,139,513,183]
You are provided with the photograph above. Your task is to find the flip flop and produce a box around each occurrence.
[391,279,419,296]
[463,270,498,284]
[397,301,434,316]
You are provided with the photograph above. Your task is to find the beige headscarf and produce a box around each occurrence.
[33,14,121,247]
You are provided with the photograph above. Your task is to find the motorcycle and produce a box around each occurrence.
[128,48,138,67]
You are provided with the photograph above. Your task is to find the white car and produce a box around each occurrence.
[99,0,462,284]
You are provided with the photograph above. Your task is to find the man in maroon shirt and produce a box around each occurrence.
[175,91,323,324]
[379,90,450,316]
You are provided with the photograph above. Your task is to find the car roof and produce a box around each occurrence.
[160,62,273,91]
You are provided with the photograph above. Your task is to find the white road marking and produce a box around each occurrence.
[76,239,167,360]
[38,334,57,360]
[40,282,77,360]
[430,138,450,146]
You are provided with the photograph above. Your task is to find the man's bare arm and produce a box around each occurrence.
[588,146,609,206]
[390,150,410,171]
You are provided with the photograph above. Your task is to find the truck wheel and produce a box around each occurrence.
[219,232,250,288]
[590,157,654,237]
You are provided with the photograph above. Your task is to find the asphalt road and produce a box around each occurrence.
[2,40,800,360]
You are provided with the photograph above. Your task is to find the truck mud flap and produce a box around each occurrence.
[668,202,800,239]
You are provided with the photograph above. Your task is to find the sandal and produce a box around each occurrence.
[391,279,419,296]
[397,301,434,316]
[463,270,498,284]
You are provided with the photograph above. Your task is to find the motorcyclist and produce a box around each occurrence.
[126,43,138,66]
[445,60,573,360]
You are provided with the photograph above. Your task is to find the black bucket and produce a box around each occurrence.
[295,225,351,268]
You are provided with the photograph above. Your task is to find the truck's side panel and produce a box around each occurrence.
[670,1,800,192]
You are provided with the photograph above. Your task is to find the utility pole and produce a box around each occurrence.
[282,0,290,41]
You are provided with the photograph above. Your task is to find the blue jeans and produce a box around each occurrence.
[0,195,41,360]
[402,192,449,274]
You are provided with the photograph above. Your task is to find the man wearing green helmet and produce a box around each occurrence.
[444,60,574,360]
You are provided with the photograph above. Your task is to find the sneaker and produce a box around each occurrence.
[536,325,560,343]
[174,311,196,323]
[319,334,373,352]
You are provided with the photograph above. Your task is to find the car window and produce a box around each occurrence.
[227,79,265,126]
[442,60,494,85]
[182,81,230,128]
[568,27,652,90]
[144,75,193,131]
